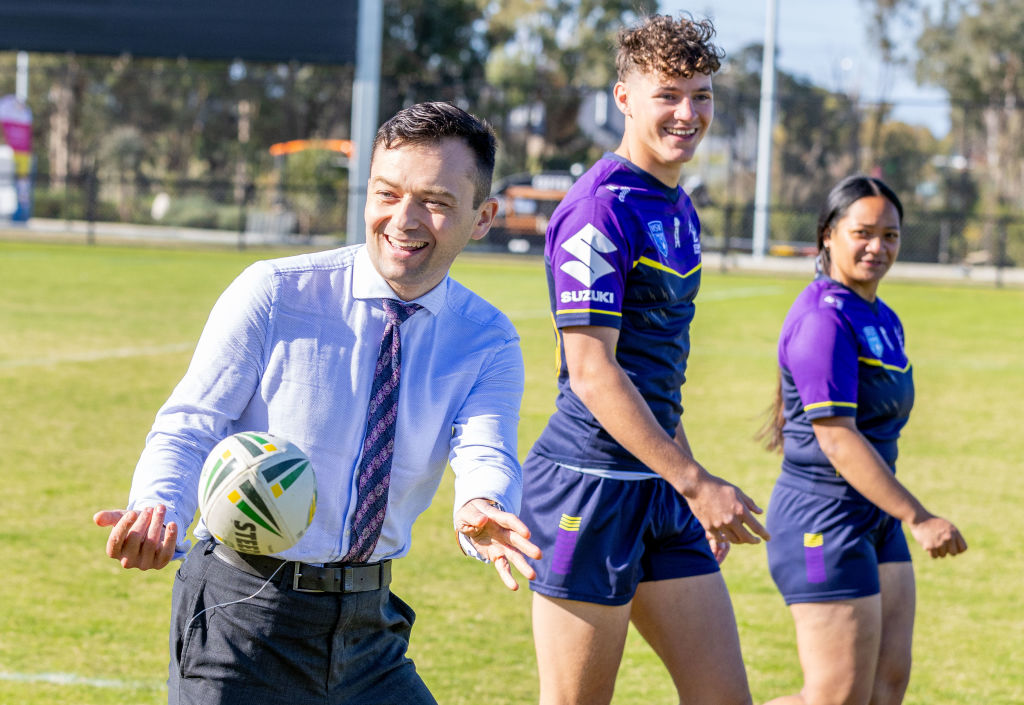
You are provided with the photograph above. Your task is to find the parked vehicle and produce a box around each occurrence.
[488,172,574,252]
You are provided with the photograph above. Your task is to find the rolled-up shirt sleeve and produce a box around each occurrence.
[448,334,525,518]
[127,262,272,555]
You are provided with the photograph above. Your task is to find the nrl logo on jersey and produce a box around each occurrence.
[878,326,896,351]
[689,219,700,255]
[822,294,844,310]
[604,185,631,202]
[647,220,668,257]
[862,326,885,357]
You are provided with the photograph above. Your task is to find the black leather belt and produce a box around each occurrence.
[211,543,391,594]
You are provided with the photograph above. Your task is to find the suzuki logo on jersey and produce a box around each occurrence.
[560,223,619,286]
[863,326,884,357]
[560,290,615,304]
[647,220,668,257]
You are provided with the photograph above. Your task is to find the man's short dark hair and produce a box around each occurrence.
[372,102,497,207]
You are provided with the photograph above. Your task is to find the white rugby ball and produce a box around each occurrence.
[199,431,317,555]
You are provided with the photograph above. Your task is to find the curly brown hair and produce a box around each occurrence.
[616,14,724,81]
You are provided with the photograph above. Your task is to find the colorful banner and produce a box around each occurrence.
[0,94,33,222]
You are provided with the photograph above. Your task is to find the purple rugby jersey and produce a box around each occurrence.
[530,154,703,472]
[777,276,915,498]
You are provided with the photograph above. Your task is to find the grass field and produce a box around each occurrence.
[1,240,1021,705]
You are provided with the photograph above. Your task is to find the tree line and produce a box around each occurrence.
[0,0,1021,260]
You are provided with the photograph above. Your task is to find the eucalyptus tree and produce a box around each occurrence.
[916,0,1024,211]
[482,0,657,174]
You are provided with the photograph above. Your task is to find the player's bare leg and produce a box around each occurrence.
[764,595,882,705]
[532,593,631,705]
[869,562,914,705]
[630,572,752,705]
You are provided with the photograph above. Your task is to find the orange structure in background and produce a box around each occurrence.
[269,139,353,158]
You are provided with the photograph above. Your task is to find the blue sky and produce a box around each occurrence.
[660,0,951,136]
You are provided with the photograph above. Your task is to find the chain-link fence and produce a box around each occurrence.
[698,203,1023,269]
[10,170,1024,276]
[25,170,351,245]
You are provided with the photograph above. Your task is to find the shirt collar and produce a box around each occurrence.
[352,245,447,315]
[603,152,683,202]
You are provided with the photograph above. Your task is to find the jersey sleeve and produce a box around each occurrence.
[548,199,634,329]
[781,305,859,419]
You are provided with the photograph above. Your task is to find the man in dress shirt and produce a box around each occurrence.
[93,101,541,705]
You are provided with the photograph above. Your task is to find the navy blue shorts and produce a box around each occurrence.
[519,452,719,606]
[765,481,911,605]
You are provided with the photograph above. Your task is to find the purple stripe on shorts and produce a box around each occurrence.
[804,544,827,583]
[551,528,579,575]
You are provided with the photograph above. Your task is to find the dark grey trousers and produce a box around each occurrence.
[168,540,436,705]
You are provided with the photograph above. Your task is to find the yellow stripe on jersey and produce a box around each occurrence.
[550,311,561,377]
[804,532,824,548]
[803,400,858,412]
[634,256,702,279]
[858,356,912,373]
[556,308,623,317]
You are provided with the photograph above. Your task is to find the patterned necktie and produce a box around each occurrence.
[343,298,422,563]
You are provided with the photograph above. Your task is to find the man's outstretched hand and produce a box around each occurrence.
[93,505,178,571]
[455,499,542,591]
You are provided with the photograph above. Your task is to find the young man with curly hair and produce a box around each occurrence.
[519,15,770,705]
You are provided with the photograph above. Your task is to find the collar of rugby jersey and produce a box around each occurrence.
[351,245,447,316]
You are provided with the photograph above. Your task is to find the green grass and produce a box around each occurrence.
[1,240,1021,705]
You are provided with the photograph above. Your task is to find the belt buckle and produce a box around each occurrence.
[291,562,325,593]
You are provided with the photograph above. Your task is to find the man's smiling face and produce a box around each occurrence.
[613,69,714,187]
[364,138,496,301]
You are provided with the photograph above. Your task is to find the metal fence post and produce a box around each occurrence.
[236,181,252,251]
[996,216,1008,288]
[86,168,98,246]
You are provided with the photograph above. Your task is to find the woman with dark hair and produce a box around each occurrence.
[761,175,967,705]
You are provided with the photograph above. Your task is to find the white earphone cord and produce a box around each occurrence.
[182,562,286,634]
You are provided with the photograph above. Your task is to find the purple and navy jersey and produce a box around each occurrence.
[530,154,703,472]
[778,276,914,497]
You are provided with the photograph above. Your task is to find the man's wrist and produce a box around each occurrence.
[453,498,503,563]
[457,496,503,514]
[456,532,490,563]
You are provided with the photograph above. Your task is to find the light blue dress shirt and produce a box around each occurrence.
[128,245,525,563]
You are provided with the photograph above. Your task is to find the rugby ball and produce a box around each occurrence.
[198,431,317,555]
